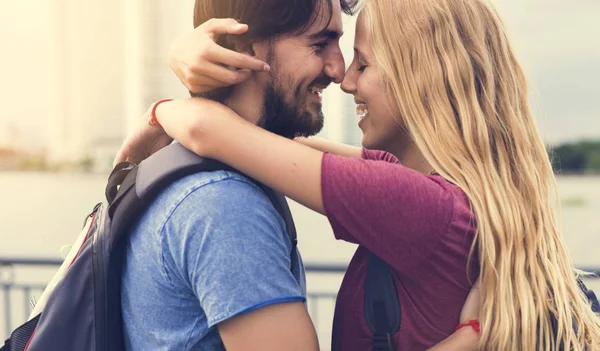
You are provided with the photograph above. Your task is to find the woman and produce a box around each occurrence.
[117,0,600,350]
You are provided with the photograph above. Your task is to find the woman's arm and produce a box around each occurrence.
[155,97,461,275]
[427,279,481,350]
[157,98,327,214]
[295,137,362,158]
[427,328,479,351]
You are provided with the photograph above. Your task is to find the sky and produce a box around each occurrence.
[492,0,600,144]
[0,0,598,148]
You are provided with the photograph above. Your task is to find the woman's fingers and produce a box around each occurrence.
[201,18,249,36]
[170,18,268,94]
[205,44,270,72]
[112,150,125,168]
[113,141,137,168]
[196,19,269,73]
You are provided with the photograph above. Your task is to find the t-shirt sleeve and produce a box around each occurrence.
[321,152,455,273]
[361,148,400,163]
[161,177,305,328]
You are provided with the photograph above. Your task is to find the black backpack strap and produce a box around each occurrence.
[108,143,297,247]
[254,186,298,268]
[107,143,298,263]
[365,252,401,351]
[106,144,235,225]
[106,162,136,204]
[577,278,600,314]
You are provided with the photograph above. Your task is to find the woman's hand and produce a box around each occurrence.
[169,18,270,94]
[114,98,237,167]
[112,105,174,167]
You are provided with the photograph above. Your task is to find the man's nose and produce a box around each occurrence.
[341,68,357,95]
[323,49,346,84]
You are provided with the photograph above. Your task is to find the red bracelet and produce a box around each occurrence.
[455,319,480,335]
[149,99,174,128]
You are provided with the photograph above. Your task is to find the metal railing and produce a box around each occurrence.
[0,257,351,339]
[1,257,599,340]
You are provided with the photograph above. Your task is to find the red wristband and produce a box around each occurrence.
[150,99,173,128]
[455,319,480,335]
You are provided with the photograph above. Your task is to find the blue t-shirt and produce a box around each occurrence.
[121,170,306,350]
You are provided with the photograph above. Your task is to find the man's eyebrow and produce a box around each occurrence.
[309,29,343,41]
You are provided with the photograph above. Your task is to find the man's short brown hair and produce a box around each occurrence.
[192,0,357,101]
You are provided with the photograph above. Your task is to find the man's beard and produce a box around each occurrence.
[259,81,324,139]
[258,49,325,139]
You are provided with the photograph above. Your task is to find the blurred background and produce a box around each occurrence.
[0,0,599,347]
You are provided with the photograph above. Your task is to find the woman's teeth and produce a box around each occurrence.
[356,104,368,120]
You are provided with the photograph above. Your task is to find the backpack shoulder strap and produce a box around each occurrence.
[256,187,298,259]
[577,278,600,314]
[107,143,297,257]
[365,252,401,351]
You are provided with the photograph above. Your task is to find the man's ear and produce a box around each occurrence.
[219,34,255,57]
[226,37,270,63]
[231,40,256,57]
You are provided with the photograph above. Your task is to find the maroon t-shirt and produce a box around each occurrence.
[322,149,478,350]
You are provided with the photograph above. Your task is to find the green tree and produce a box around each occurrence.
[585,150,600,173]
[550,140,600,173]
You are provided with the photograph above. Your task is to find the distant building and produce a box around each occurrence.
[40,0,125,167]
[122,0,195,137]
[41,1,359,172]
[41,0,194,172]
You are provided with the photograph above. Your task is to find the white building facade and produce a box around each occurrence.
[38,0,357,171]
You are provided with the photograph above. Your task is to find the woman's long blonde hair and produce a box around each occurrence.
[362,0,600,349]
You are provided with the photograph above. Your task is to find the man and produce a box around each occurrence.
[120,0,354,350]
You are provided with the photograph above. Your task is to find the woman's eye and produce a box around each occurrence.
[357,65,367,72]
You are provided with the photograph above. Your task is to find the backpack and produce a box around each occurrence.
[1,143,299,351]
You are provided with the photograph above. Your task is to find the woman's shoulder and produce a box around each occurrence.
[431,175,474,215]
[431,176,477,241]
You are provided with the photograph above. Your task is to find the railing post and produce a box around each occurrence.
[311,296,319,329]
[1,261,16,339]
[23,287,32,321]
[3,284,11,339]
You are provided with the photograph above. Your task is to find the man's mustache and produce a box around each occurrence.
[310,76,332,89]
